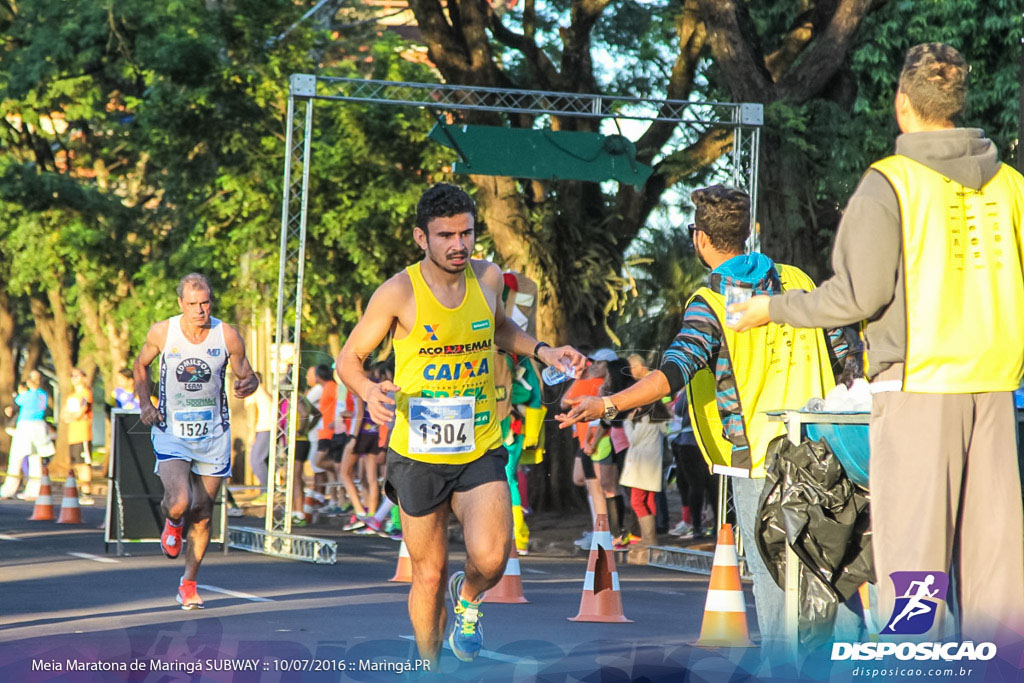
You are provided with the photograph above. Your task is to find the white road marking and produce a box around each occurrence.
[197,584,272,602]
[0,534,23,541]
[67,552,118,564]
[400,635,520,664]
[520,568,548,575]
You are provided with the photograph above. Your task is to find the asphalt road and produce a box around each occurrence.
[0,499,817,682]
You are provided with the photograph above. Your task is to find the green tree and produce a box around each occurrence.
[702,0,1021,276]
[408,0,724,345]
[617,224,706,356]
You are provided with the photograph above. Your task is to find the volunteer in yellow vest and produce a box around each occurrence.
[557,184,854,651]
[338,183,584,667]
[731,43,1024,643]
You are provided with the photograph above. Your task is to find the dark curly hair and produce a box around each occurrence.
[899,43,968,124]
[415,183,477,234]
[691,184,750,253]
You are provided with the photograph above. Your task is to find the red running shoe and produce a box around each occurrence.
[161,519,183,559]
[176,578,204,610]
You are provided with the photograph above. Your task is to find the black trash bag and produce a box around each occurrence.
[754,434,875,650]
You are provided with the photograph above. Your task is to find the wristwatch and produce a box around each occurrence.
[601,396,618,421]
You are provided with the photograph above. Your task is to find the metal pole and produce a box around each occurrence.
[267,93,297,536]
[282,96,317,529]
[749,128,761,252]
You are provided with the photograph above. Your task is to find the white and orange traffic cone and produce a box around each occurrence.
[389,540,412,583]
[28,464,54,521]
[485,544,529,604]
[694,523,755,647]
[569,513,631,623]
[57,472,83,525]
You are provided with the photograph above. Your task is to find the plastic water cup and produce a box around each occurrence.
[386,390,396,431]
[541,363,577,386]
[724,284,753,326]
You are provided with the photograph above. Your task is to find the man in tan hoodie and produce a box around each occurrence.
[732,43,1024,643]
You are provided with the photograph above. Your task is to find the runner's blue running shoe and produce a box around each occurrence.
[447,571,483,662]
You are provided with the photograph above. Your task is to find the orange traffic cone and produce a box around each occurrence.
[694,523,755,647]
[485,544,529,604]
[389,540,412,583]
[57,472,83,525]
[29,465,55,521]
[569,513,631,623]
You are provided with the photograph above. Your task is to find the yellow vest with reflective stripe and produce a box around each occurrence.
[390,263,502,464]
[686,264,835,478]
[871,155,1024,393]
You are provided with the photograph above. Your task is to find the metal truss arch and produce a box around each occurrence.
[260,75,762,560]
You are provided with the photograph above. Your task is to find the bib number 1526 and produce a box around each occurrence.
[178,422,210,438]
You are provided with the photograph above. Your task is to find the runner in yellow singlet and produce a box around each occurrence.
[338,184,584,667]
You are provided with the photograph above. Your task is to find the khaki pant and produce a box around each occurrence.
[870,364,1024,643]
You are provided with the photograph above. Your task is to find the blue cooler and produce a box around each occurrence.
[805,416,871,490]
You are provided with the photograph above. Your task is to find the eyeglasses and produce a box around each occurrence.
[687,223,704,241]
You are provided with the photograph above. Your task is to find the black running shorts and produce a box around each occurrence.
[353,431,382,455]
[384,446,509,517]
[328,433,348,463]
[294,440,311,462]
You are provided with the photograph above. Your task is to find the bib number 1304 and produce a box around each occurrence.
[407,396,475,455]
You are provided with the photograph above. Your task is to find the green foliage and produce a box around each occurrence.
[845,0,1020,172]
[616,225,706,355]
[0,0,443,379]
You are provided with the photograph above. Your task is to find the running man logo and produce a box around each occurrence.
[423,324,441,342]
[880,571,950,635]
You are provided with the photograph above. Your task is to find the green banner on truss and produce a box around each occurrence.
[428,122,653,188]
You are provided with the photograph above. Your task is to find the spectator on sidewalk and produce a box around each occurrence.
[1,371,53,500]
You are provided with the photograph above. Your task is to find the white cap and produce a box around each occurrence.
[590,348,618,362]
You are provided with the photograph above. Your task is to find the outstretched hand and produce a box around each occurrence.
[537,344,586,377]
[555,395,604,429]
[726,294,772,332]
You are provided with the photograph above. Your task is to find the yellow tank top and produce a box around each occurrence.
[390,263,502,464]
[872,155,1024,393]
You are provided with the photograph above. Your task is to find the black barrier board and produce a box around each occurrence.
[105,410,225,553]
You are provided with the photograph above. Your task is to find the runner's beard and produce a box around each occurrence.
[428,244,470,274]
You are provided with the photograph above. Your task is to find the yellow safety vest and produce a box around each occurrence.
[390,263,502,464]
[686,264,835,478]
[872,155,1024,393]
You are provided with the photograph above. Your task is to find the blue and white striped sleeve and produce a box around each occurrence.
[659,297,723,396]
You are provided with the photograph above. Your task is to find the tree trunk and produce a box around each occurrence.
[696,0,873,277]
[30,292,77,477]
[20,331,44,382]
[74,276,134,462]
[756,134,836,280]
[0,292,16,457]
